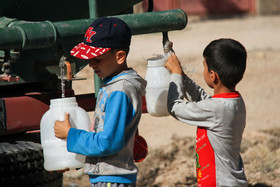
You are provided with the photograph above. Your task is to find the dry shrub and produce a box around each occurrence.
[136,136,196,187]
[243,129,280,186]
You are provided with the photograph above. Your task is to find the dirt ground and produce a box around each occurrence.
[63,14,280,187]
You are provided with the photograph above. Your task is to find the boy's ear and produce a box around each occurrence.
[116,50,126,65]
[210,70,219,84]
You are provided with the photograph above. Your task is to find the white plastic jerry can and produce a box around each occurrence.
[40,97,91,171]
[145,54,171,117]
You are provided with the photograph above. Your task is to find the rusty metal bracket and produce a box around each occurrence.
[0,50,20,82]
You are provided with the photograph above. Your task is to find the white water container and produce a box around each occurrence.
[40,97,91,171]
[145,54,171,116]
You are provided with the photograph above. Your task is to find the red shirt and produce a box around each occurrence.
[196,92,240,186]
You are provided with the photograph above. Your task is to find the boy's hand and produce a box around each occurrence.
[54,113,71,139]
[165,53,183,75]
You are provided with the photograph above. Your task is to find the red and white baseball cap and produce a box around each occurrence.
[70,17,131,60]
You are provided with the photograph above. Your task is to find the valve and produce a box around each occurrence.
[59,56,73,98]
[0,50,20,82]
[59,56,73,81]
[162,32,175,55]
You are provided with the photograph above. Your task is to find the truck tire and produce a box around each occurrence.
[0,141,63,187]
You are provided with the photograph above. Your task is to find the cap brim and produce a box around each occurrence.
[70,42,111,60]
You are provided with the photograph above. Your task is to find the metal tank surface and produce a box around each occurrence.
[0,0,187,186]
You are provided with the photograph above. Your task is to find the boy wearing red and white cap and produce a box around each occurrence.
[54,17,147,187]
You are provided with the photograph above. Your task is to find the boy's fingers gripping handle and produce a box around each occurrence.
[65,113,70,121]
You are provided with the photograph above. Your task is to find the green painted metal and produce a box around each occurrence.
[0,0,142,22]
[88,0,98,18]
[0,0,89,22]
[95,0,142,17]
[88,0,101,97]
[0,9,187,90]
[0,9,187,50]
[118,9,188,35]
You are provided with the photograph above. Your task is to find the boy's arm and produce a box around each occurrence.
[66,91,134,156]
[165,53,210,102]
[165,54,215,127]
[182,75,211,102]
[167,73,215,128]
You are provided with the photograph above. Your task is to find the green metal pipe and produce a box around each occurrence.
[88,0,98,18]
[0,9,187,50]
[118,9,187,35]
[88,0,101,97]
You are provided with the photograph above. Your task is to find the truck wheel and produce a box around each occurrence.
[0,141,63,187]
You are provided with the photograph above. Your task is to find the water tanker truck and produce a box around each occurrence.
[0,0,187,186]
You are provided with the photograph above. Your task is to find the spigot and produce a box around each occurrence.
[162,32,175,55]
[1,60,11,74]
[0,50,20,82]
[59,56,72,80]
[163,40,174,54]
[59,56,66,68]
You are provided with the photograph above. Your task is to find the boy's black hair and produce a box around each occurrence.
[110,47,130,55]
[203,38,247,89]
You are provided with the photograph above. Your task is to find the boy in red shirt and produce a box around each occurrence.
[165,38,247,186]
